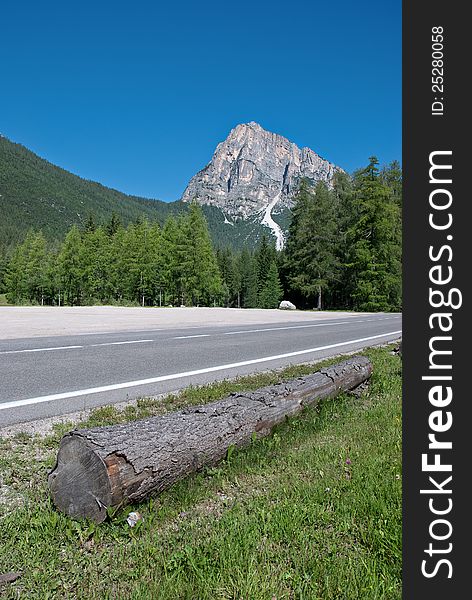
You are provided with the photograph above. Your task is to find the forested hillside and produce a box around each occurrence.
[2,156,402,312]
[0,135,288,253]
[0,135,185,248]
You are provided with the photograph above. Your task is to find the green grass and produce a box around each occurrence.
[0,293,10,306]
[0,346,402,599]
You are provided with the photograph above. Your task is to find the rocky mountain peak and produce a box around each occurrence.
[181,122,342,249]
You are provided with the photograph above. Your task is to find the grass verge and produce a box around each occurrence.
[0,346,402,599]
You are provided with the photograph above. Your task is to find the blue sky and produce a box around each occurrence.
[0,1,401,201]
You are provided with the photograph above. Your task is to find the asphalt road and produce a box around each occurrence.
[0,313,401,427]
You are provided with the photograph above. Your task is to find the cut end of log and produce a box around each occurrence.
[48,436,112,523]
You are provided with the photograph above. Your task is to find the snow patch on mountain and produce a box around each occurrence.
[260,192,285,250]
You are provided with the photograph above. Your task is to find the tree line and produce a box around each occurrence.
[2,204,284,309]
[0,157,401,312]
[283,157,402,312]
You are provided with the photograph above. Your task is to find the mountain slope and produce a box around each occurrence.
[0,135,277,251]
[0,135,179,248]
[182,122,342,249]
[1,124,343,252]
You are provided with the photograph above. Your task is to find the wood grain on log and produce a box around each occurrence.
[49,356,372,522]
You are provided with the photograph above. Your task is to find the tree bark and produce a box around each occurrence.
[49,356,372,522]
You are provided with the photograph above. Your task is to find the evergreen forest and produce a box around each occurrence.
[0,157,402,312]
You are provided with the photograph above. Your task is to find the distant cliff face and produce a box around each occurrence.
[181,122,341,249]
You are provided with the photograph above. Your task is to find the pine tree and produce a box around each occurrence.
[284,179,339,309]
[240,251,259,308]
[6,230,51,304]
[84,213,97,233]
[58,225,84,305]
[106,212,122,237]
[255,234,274,295]
[81,226,112,303]
[159,216,180,305]
[216,248,231,307]
[118,220,158,305]
[346,157,401,311]
[259,260,283,308]
[108,226,127,302]
[0,248,8,294]
[380,160,402,207]
[179,203,223,306]
[330,171,355,309]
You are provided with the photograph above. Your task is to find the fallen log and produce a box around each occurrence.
[49,355,372,522]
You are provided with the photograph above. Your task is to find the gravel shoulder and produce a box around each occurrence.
[0,306,378,340]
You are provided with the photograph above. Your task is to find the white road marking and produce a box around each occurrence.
[0,316,401,354]
[0,345,83,355]
[173,334,211,339]
[78,328,164,336]
[0,340,153,354]
[0,330,401,411]
[222,317,400,335]
[225,322,346,335]
[90,339,154,347]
